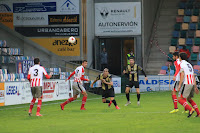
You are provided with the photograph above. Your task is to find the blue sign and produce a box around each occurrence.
[13,2,56,13]
[139,79,175,85]
[6,86,18,95]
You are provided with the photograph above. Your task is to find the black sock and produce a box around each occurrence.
[126,93,130,101]
[106,100,110,103]
[112,100,117,106]
[137,94,140,101]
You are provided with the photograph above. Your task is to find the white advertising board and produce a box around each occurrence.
[95,2,141,36]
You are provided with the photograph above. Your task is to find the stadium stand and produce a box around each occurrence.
[157,0,200,75]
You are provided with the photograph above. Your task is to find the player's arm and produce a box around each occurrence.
[27,69,31,82]
[91,75,100,88]
[173,62,180,81]
[102,75,113,85]
[178,70,184,91]
[43,67,52,79]
[123,66,129,75]
[66,71,75,81]
[138,65,148,81]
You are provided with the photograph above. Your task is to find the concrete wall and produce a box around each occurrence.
[142,0,161,68]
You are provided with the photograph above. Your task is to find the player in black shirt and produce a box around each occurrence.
[123,57,148,106]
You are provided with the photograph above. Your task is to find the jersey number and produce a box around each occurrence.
[187,64,192,72]
[34,69,38,76]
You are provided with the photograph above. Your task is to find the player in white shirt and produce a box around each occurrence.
[178,53,200,118]
[27,58,52,116]
[60,60,90,110]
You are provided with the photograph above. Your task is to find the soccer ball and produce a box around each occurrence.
[68,36,76,44]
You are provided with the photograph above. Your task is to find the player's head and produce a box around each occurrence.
[129,57,135,65]
[103,68,109,76]
[173,52,179,60]
[34,58,40,65]
[82,60,88,68]
[179,53,187,61]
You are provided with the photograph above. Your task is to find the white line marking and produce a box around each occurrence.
[0,92,155,111]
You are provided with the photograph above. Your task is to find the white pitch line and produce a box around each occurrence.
[0,92,155,111]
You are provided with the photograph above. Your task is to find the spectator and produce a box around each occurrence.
[127,51,135,65]
[179,46,190,59]
[100,48,108,71]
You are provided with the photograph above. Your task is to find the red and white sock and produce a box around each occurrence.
[172,95,178,109]
[29,98,36,111]
[188,99,200,115]
[62,97,74,106]
[81,96,87,108]
[37,100,42,113]
[178,99,192,111]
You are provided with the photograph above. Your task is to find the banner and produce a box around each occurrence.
[112,78,121,94]
[130,76,175,92]
[13,13,48,26]
[48,14,79,25]
[13,2,56,13]
[16,60,34,78]
[4,82,22,105]
[56,0,79,14]
[4,80,73,106]
[95,2,141,36]
[0,83,5,106]
[31,38,80,56]
[0,13,13,29]
[15,27,79,37]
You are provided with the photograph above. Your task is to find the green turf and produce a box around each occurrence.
[0,91,200,133]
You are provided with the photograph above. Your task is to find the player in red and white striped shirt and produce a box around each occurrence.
[170,52,181,113]
[27,58,52,116]
[60,60,90,110]
[178,53,200,117]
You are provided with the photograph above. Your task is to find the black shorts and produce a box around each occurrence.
[102,88,115,99]
[126,81,140,88]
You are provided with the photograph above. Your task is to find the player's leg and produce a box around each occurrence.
[80,91,87,110]
[60,83,78,110]
[135,81,140,106]
[178,85,195,117]
[125,83,131,106]
[109,88,119,109]
[29,87,36,116]
[36,86,43,116]
[102,90,110,103]
[187,87,200,117]
[170,81,179,113]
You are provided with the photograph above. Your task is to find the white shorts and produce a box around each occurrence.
[72,82,86,95]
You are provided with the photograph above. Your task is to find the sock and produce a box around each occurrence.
[62,97,74,106]
[108,100,112,106]
[81,96,87,108]
[178,99,192,112]
[126,93,130,101]
[104,100,110,103]
[37,100,42,113]
[137,94,140,101]
[188,99,200,115]
[112,100,117,107]
[29,98,36,111]
[172,95,178,109]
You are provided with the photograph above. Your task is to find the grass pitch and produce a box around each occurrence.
[0,91,200,133]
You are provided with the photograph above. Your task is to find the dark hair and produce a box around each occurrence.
[129,57,135,60]
[182,46,186,50]
[179,53,187,60]
[82,60,87,63]
[34,58,40,64]
[173,52,179,57]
